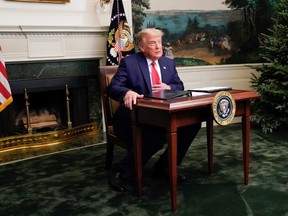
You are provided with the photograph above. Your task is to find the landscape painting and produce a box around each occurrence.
[141,0,276,66]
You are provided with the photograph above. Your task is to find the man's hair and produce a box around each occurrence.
[137,28,164,46]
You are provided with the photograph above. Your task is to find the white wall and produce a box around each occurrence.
[0,0,101,27]
[149,0,228,11]
[0,0,132,27]
[178,64,258,90]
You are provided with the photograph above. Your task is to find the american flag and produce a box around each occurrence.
[0,46,13,112]
[106,0,135,65]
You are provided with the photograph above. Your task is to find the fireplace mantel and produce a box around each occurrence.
[0,25,108,33]
[0,25,108,65]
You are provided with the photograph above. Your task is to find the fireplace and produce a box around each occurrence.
[0,59,103,163]
[8,76,91,135]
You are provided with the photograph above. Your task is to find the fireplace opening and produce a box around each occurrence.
[14,89,67,134]
[0,76,92,137]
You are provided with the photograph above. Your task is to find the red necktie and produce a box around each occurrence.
[151,61,160,84]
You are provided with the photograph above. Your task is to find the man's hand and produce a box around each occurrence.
[123,90,144,110]
[152,82,171,92]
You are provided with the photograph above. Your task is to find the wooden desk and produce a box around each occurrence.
[131,89,260,212]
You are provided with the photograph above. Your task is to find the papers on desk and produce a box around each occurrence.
[190,91,211,96]
[189,86,232,93]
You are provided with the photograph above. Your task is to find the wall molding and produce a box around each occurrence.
[177,63,260,90]
[0,25,108,62]
[0,25,108,33]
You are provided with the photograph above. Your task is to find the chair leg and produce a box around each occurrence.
[105,141,114,170]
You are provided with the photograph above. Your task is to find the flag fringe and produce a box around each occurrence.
[0,95,13,112]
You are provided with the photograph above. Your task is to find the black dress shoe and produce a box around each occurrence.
[151,168,186,182]
[108,170,126,192]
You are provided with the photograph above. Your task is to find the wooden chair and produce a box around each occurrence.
[99,66,129,170]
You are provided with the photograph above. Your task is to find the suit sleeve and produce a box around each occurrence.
[106,59,131,102]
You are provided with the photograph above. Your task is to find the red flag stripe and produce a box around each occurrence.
[0,62,8,79]
[0,81,11,100]
[0,46,13,112]
[0,69,11,91]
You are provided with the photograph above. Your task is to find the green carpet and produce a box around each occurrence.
[0,123,287,215]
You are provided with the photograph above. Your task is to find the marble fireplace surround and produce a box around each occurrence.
[0,26,108,163]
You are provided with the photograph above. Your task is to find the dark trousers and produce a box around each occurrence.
[113,106,201,178]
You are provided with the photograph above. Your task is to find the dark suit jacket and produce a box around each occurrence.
[106,52,184,144]
[107,52,184,102]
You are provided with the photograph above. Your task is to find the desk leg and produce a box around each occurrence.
[133,125,143,196]
[167,130,178,212]
[206,120,214,174]
[242,102,250,185]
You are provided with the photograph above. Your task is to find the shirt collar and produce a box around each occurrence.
[146,58,159,66]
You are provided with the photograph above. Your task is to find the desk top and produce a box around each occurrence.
[136,89,260,111]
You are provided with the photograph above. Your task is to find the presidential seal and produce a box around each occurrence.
[212,91,236,126]
[107,20,135,65]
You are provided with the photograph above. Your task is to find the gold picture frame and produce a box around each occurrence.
[8,0,70,3]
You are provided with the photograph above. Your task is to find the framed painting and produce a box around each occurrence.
[141,0,276,66]
[7,0,69,3]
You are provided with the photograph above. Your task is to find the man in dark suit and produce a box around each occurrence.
[107,28,201,192]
